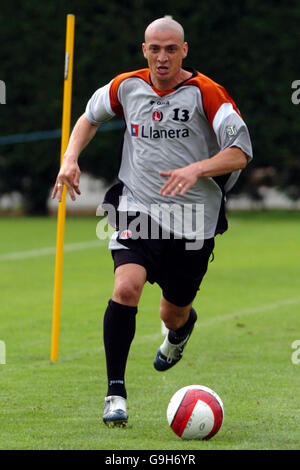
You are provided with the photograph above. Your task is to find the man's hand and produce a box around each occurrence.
[52,156,81,203]
[51,113,99,203]
[159,147,248,197]
[159,163,199,197]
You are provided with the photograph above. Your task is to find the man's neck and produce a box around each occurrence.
[150,68,193,91]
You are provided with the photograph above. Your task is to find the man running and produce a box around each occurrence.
[52,17,252,427]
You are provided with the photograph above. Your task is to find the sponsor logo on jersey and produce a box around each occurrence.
[150,99,170,106]
[130,123,189,139]
[152,110,163,122]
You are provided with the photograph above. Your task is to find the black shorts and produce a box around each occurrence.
[111,236,214,307]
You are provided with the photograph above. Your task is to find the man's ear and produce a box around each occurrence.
[183,42,188,59]
[142,43,147,59]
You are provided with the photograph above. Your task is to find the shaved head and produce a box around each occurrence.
[145,17,185,43]
[142,17,189,91]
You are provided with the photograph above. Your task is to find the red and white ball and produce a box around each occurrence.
[167,385,224,440]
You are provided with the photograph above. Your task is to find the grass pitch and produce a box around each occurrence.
[0,211,300,450]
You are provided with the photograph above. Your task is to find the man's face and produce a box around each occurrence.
[142,28,188,90]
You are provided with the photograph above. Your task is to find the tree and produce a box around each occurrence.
[0,0,299,213]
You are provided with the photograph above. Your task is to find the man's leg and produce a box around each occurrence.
[103,263,146,426]
[154,296,197,371]
[153,238,215,371]
[159,296,192,331]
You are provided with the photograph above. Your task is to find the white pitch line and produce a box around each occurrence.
[196,297,300,330]
[51,297,300,360]
[0,240,104,261]
[12,298,300,366]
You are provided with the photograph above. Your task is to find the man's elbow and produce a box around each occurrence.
[82,112,98,128]
[232,147,248,169]
[240,151,248,169]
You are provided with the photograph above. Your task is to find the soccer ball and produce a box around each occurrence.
[167,385,224,440]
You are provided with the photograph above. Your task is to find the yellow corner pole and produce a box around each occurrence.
[51,14,75,362]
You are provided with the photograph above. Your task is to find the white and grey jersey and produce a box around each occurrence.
[85,67,253,240]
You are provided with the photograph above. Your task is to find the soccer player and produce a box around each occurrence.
[52,17,252,427]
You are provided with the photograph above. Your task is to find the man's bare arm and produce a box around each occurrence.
[52,113,99,202]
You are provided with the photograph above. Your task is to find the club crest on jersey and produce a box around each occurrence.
[119,229,132,240]
[152,110,163,122]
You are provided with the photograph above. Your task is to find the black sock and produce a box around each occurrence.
[103,299,137,399]
[167,308,197,345]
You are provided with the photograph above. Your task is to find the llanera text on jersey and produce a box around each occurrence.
[131,124,190,139]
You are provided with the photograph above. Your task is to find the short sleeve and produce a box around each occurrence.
[212,102,253,162]
[200,80,253,162]
[85,81,116,125]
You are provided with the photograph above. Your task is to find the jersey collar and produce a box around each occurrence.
[148,66,198,96]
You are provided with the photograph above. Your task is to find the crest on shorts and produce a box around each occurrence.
[119,229,132,240]
[225,125,237,137]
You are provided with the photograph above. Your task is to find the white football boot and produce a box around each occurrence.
[153,333,192,371]
[103,395,128,427]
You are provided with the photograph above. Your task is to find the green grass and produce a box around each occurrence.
[1,211,300,450]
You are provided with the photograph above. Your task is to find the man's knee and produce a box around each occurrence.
[113,279,143,305]
[113,264,146,306]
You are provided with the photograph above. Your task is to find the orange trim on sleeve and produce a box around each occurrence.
[109,69,151,116]
[185,72,241,126]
